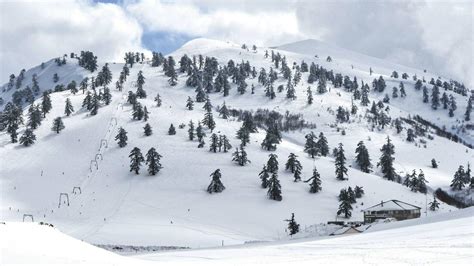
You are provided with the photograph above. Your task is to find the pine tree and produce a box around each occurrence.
[129,147,144,174]
[232,146,250,166]
[202,110,216,131]
[354,186,364,198]
[285,213,300,236]
[51,117,65,133]
[431,85,440,110]
[207,169,225,193]
[102,87,112,105]
[406,128,415,142]
[428,196,440,211]
[209,133,219,153]
[146,147,163,175]
[267,172,282,201]
[115,127,128,147]
[347,187,356,203]
[304,132,318,158]
[168,124,176,135]
[64,98,74,116]
[221,135,232,152]
[416,170,428,193]
[450,165,465,190]
[27,105,42,129]
[337,189,353,218]
[144,123,152,136]
[186,96,194,110]
[285,153,302,182]
[305,167,322,193]
[203,97,213,112]
[90,93,100,116]
[465,97,472,121]
[236,125,250,147]
[41,92,52,118]
[306,87,313,104]
[355,141,372,173]
[259,165,270,188]
[1,103,23,143]
[218,102,229,119]
[136,70,147,98]
[378,137,396,181]
[335,143,348,180]
[143,106,149,121]
[196,121,205,141]
[188,120,195,140]
[261,124,281,151]
[316,132,329,156]
[422,86,429,103]
[448,95,457,117]
[154,93,162,107]
[431,158,438,168]
[19,128,36,147]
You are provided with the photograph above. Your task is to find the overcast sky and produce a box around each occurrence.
[0,0,472,86]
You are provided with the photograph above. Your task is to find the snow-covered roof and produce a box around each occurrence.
[330,226,363,236]
[363,200,421,212]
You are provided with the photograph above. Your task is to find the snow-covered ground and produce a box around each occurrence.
[0,38,472,249]
[2,207,473,265]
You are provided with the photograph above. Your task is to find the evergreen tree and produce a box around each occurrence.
[422,86,429,103]
[347,187,356,203]
[285,213,300,236]
[129,147,144,174]
[188,120,195,140]
[218,102,229,119]
[168,124,176,135]
[115,127,128,147]
[89,93,100,116]
[202,110,216,131]
[136,71,147,98]
[27,105,42,129]
[232,146,250,166]
[1,103,23,143]
[132,102,144,120]
[64,98,74,116]
[68,80,78,94]
[144,123,152,136]
[465,97,472,121]
[154,93,162,107]
[304,132,318,158]
[19,128,36,147]
[209,133,219,152]
[337,189,353,218]
[315,132,329,156]
[51,117,65,133]
[146,147,163,175]
[196,121,205,141]
[285,153,302,182]
[406,128,415,142]
[354,186,364,198]
[259,165,270,188]
[236,125,250,147]
[416,170,428,193]
[305,167,322,193]
[143,106,149,121]
[441,92,449,109]
[428,197,440,211]
[448,95,457,117]
[41,92,52,118]
[355,141,372,173]
[266,153,279,174]
[82,91,93,110]
[450,165,465,190]
[267,172,282,201]
[102,87,112,105]
[186,96,194,110]
[378,137,396,181]
[203,97,213,112]
[220,135,232,152]
[207,169,225,193]
[431,85,440,110]
[261,124,281,151]
[335,143,348,180]
[242,113,258,133]
[306,87,313,104]
[431,158,438,168]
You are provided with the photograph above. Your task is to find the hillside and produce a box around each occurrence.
[0,38,472,248]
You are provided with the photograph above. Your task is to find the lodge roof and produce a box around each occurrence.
[362,200,421,212]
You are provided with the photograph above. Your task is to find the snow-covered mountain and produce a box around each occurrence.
[0,38,472,249]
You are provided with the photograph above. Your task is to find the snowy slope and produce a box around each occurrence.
[0,38,472,249]
[2,207,473,265]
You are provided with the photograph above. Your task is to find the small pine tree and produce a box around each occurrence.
[429,196,440,211]
[51,117,65,133]
[196,121,205,141]
[335,143,348,180]
[220,135,232,152]
[236,126,250,147]
[259,165,270,188]
[41,92,52,118]
[285,153,302,182]
[115,127,128,147]
[261,124,281,151]
[129,147,144,174]
[154,93,162,107]
[337,189,353,218]
[144,123,152,136]
[304,132,318,158]
[209,133,219,153]
[305,167,322,193]
[355,141,372,173]
[232,146,251,166]
[19,128,36,147]
[168,124,176,135]
[188,120,195,140]
[207,169,225,193]
[306,87,313,105]
[431,158,438,168]
[202,110,216,131]
[450,165,465,190]
[285,213,300,236]
[219,102,229,119]
[146,147,163,175]
[378,137,396,181]
[354,186,364,198]
[186,96,194,110]
[267,172,282,201]
[316,132,329,156]
[143,106,149,122]
[64,98,74,116]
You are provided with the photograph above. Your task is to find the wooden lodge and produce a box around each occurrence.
[362,200,421,223]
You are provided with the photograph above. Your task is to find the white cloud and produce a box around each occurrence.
[0,0,145,82]
[125,0,303,46]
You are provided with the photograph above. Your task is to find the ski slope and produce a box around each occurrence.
[0,38,472,248]
[2,207,473,265]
